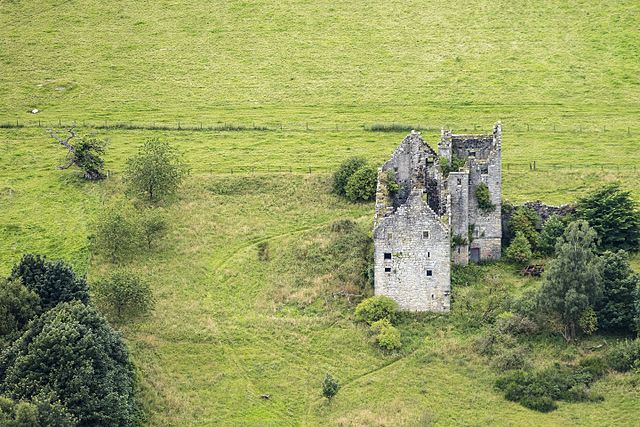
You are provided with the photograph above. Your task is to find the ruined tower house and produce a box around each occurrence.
[373,123,502,312]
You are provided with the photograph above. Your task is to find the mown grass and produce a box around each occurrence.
[2,0,640,424]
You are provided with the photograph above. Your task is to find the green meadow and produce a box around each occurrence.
[1,0,639,425]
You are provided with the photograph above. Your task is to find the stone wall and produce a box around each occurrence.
[374,192,450,312]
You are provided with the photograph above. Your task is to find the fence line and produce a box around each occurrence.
[0,119,636,135]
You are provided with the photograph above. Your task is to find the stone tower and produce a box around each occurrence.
[373,123,502,312]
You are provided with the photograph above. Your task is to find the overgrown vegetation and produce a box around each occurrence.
[475,182,495,213]
[94,270,154,324]
[440,153,466,177]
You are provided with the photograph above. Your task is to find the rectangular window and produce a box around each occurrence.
[457,178,462,186]
[426,270,433,277]
[384,267,391,273]
[384,252,392,260]
[427,251,431,258]
[422,231,429,239]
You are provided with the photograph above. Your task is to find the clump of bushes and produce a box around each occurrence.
[606,339,640,372]
[93,270,154,324]
[322,373,340,401]
[332,157,377,202]
[495,364,603,412]
[440,154,465,177]
[371,318,402,351]
[355,295,398,324]
[355,296,402,351]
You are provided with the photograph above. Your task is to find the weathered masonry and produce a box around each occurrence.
[373,123,502,312]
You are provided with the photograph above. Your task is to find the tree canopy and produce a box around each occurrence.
[595,250,639,334]
[9,254,89,310]
[576,183,640,252]
[0,302,138,426]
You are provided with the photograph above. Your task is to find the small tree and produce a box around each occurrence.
[508,206,540,250]
[475,182,495,213]
[49,126,106,180]
[93,201,140,264]
[125,139,189,203]
[344,165,377,202]
[538,221,603,341]
[93,271,154,324]
[0,279,41,341]
[322,373,340,401]
[10,254,89,309]
[139,208,168,250]
[595,250,639,333]
[332,157,367,196]
[505,232,532,266]
[576,183,640,252]
[538,215,567,256]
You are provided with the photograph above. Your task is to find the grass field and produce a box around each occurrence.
[1,0,640,425]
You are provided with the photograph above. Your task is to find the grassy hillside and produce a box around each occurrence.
[1,0,639,425]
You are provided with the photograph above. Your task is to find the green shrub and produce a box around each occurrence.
[606,339,640,372]
[139,208,168,250]
[495,312,538,336]
[451,264,484,288]
[491,347,529,371]
[370,318,402,351]
[440,153,465,177]
[505,232,532,265]
[345,165,377,202]
[495,364,601,412]
[355,296,398,324]
[0,396,77,426]
[332,157,367,196]
[579,356,608,380]
[508,206,540,250]
[322,373,340,400]
[385,169,399,196]
[475,182,495,213]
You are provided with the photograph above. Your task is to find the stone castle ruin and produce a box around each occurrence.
[373,123,502,312]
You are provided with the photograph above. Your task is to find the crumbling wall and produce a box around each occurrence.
[374,192,450,312]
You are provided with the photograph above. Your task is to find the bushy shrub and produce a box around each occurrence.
[10,254,89,310]
[355,296,398,325]
[475,182,495,213]
[332,157,367,196]
[322,373,340,400]
[345,165,377,202]
[93,271,154,324]
[579,356,608,380]
[505,232,532,265]
[606,339,640,372]
[440,154,465,177]
[495,312,538,336]
[491,347,529,371]
[257,241,270,261]
[495,363,601,412]
[508,206,540,250]
[451,263,484,288]
[370,318,402,351]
